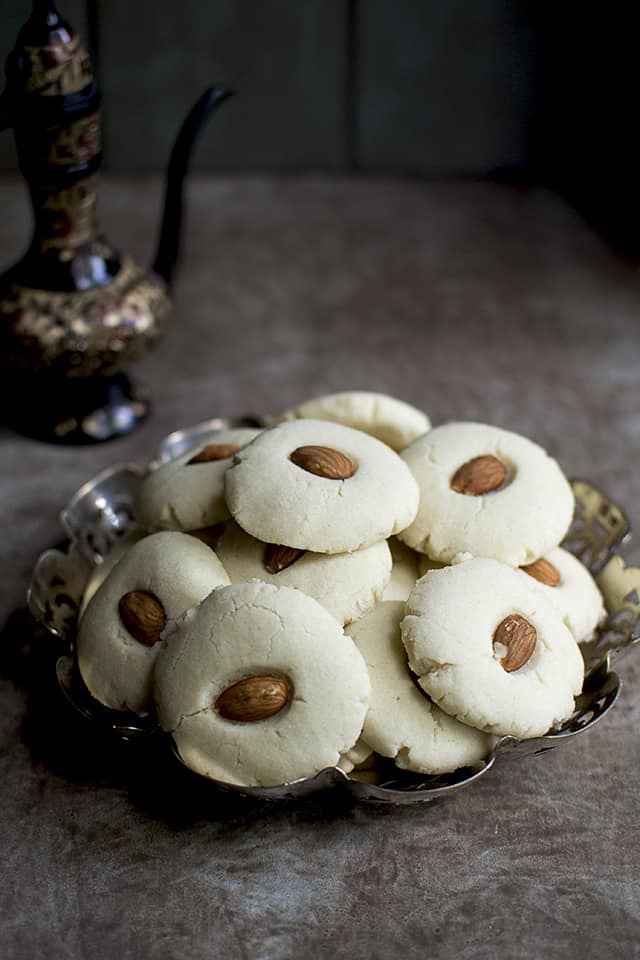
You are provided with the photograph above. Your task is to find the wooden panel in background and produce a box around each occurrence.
[0,0,89,171]
[0,1,546,178]
[99,0,348,173]
[355,0,538,175]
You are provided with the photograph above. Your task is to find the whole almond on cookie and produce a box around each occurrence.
[289,445,355,479]
[118,590,166,646]
[493,614,537,672]
[521,558,561,587]
[451,455,506,495]
[187,443,241,464]
[215,675,291,722]
[264,544,306,574]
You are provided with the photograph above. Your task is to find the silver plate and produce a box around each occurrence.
[27,419,640,804]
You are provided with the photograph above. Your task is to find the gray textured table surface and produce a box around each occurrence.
[1,176,639,960]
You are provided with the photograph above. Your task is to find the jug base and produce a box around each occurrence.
[3,372,149,445]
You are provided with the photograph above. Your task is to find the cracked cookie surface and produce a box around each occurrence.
[216,520,392,625]
[77,532,230,713]
[271,391,430,451]
[399,421,575,566]
[224,419,419,554]
[154,580,370,787]
[401,558,584,739]
[135,427,260,533]
[518,546,605,642]
[348,602,494,773]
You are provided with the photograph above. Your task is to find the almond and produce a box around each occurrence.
[215,675,291,723]
[493,614,537,672]
[521,557,561,587]
[289,445,355,479]
[118,590,166,646]
[264,543,306,574]
[450,455,506,495]
[187,443,240,464]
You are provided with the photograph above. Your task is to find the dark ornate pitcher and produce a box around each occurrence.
[0,0,231,442]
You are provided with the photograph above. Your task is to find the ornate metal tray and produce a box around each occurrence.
[27,418,640,804]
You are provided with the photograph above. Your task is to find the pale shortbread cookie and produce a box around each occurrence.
[348,602,494,773]
[382,539,421,602]
[399,422,575,566]
[154,580,370,788]
[77,532,229,714]
[216,521,391,625]
[272,391,430,451]
[135,427,260,533]
[418,554,472,578]
[519,546,605,643]
[225,420,419,554]
[401,558,584,739]
[79,527,146,619]
[337,738,375,774]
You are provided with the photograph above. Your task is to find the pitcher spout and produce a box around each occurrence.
[152,84,233,286]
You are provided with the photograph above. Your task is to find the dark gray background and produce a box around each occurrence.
[2,1,638,253]
[1,0,535,174]
[1,174,639,959]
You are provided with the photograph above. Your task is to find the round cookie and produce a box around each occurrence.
[154,580,370,788]
[225,419,419,554]
[79,527,147,619]
[216,521,392,625]
[399,421,575,566]
[347,602,494,773]
[519,546,605,643]
[337,738,375,774]
[382,539,421,602]
[401,558,584,739]
[77,532,230,714]
[135,427,261,533]
[271,391,430,451]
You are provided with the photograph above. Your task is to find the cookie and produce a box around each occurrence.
[154,580,371,788]
[216,520,392,625]
[77,532,230,714]
[519,546,605,642]
[382,539,421,602]
[225,419,420,554]
[79,527,146,619]
[337,738,374,774]
[401,558,584,739]
[135,427,260,533]
[271,391,430,451]
[399,422,575,566]
[347,602,494,773]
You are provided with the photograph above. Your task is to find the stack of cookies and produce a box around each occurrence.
[76,391,604,788]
